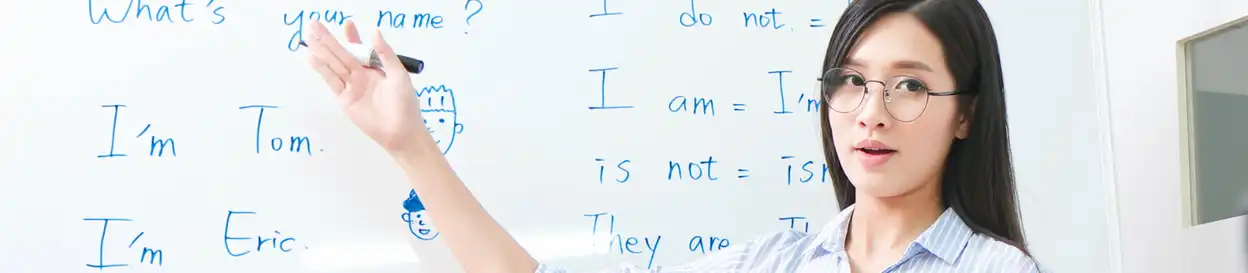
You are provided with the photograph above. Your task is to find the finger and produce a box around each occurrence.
[344,20,362,44]
[372,29,408,77]
[311,21,365,73]
[308,55,346,94]
[304,21,351,78]
[308,41,351,78]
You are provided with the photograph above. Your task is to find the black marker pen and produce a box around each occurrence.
[299,40,425,74]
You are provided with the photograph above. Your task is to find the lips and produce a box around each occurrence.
[854,139,896,154]
[859,148,894,155]
[853,139,897,168]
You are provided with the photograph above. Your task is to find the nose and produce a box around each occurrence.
[855,82,892,131]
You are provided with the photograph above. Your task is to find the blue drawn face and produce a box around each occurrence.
[418,85,464,155]
[401,189,440,241]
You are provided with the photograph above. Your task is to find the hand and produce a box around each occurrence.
[304,20,430,155]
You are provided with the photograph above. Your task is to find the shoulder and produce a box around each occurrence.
[737,228,827,258]
[959,233,1042,272]
[738,228,815,250]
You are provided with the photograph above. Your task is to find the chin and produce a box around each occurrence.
[853,185,914,199]
[847,175,922,199]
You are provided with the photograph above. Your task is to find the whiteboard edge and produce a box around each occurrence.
[1085,0,1125,272]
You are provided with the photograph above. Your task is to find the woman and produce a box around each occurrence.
[303,0,1040,272]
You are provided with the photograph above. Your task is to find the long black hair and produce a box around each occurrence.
[819,0,1030,254]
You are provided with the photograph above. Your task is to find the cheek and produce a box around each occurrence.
[900,125,951,155]
[827,113,858,152]
[897,114,961,167]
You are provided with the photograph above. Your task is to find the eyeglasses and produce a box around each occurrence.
[817,67,965,122]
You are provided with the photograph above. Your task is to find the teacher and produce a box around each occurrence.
[302,0,1042,272]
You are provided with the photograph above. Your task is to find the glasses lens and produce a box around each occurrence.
[883,76,930,121]
[822,68,866,113]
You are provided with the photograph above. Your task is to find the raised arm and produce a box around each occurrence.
[301,20,536,273]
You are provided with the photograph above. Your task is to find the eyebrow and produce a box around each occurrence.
[844,59,935,72]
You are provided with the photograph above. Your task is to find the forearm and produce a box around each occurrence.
[393,137,538,273]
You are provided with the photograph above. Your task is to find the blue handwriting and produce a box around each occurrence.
[586,158,833,184]
[809,18,826,28]
[88,0,225,24]
[130,232,163,266]
[588,67,633,110]
[770,70,795,115]
[737,169,750,179]
[596,158,632,184]
[138,124,177,157]
[97,105,127,158]
[586,213,662,269]
[464,0,483,34]
[240,105,316,156]
[283,9,353,52]
[779,216,811,233]
[377,10,444,30]
[781,156,829,185]
[743,8,785,30]
[84,218,162,270]
[795,92,822,113]
[667,96,717,116]
[97,105,177,158]
[223,211,302,257]
[679,0,713,27]
[687,235,731,255]
[590,0,622,17]
[667,156,720,182]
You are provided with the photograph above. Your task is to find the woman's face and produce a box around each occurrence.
[828,13,970,198]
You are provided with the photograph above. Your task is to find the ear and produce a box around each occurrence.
[955,98,976,140]
[409,189,417,197]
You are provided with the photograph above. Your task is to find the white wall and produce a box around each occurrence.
[1097,0,1248,272]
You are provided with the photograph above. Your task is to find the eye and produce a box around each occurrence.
[843,74,866,86]
[894,78,927,92]
[438,118,446,123]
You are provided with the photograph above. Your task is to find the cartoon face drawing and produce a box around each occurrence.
[401,189,440,241]
[417,85,465,155]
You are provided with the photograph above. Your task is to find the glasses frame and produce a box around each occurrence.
[816,67,966,122]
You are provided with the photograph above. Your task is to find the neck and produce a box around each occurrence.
[846,183,943,255]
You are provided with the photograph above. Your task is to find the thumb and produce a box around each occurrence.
[372,29,407,77]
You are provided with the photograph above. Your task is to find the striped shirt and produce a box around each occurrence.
[536,204,1042,272]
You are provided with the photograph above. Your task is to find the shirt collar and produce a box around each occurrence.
[810,204,975,264]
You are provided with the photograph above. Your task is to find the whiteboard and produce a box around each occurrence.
[0,0,844,272]
[0,0,1110,272]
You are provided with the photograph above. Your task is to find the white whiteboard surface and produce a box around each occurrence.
[0,0,1110,272]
